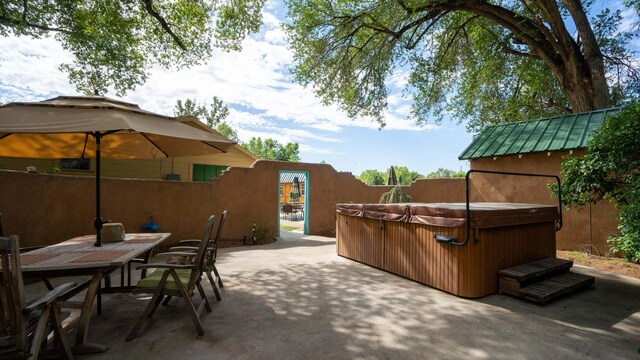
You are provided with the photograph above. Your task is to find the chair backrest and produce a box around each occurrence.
[0,235,28,356]
[187,215,216,289]
[207,210,227,267]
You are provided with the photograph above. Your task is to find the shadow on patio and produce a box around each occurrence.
[48,232,640,359]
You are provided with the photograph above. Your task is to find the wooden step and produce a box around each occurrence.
[499,258,573,296]
[517,272,595,304]
[499,258,573,282]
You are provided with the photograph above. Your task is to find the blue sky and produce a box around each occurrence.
[0,1,635,176]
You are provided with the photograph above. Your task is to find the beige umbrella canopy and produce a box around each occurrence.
[0,95,236,245]
[0,95,235,158]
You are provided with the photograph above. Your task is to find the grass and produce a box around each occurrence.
[557,250,640,279]
[562,250,592,265]
[280,225,298,231]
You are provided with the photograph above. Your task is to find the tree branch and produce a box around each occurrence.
[143,0,186,50]
[21,0,27,22]
[0,15,71,34]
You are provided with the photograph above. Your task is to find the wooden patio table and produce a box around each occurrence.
[20,232,171,354]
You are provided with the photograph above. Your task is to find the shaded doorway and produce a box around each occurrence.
[278,171,309,235]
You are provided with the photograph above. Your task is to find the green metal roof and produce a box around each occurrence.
[458,108,620,160]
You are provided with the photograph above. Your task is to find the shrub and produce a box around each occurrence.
[558,103,640,262]
[379,186,411,204]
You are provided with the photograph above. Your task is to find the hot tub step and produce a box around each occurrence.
[517,272,595,304]
[499,257,572,294]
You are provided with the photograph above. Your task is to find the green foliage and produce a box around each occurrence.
[0,0,264,95]
[426,168,466,178]
[242,137,300,162]
[359,167,423,185]
[389,166,423,185]
[174,97,229,128]
[46,167,61,174]
[379,186,411,204]
[284,0,638,132]
[216,122,238,142]
[357,169,385,185]
[173,97,237,141]
[558,103,640,262]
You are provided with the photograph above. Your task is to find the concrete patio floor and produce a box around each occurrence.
[36,231,640,359]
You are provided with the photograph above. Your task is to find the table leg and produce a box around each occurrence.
[72,272,108,354]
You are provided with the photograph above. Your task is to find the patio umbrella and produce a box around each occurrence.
[0,95,235,246]
[387,166,398,185]
[290,176,301,202]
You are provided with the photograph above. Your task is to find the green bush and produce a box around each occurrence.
[558,103,640,262]
[379,186,411,204]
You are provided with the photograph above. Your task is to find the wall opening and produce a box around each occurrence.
[278,171,309,236]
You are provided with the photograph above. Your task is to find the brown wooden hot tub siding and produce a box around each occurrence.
[336,213,556,298]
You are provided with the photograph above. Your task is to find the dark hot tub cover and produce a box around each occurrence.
[336,202,559,229]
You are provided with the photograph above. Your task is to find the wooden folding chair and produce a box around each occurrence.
[170,210,227,301]
[126,215,216,341]
[0,235,77,359]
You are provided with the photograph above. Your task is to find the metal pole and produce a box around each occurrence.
[435,169,563,246]
[93,132,103,247]
[589,203,593,254]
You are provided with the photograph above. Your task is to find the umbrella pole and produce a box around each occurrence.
[94,132,104,247]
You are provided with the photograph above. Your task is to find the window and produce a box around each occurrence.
[192,164,228,182]
[60,158,91,171]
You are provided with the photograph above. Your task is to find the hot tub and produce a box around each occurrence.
[336,202,561,298]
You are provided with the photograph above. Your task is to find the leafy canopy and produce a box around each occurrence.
[173,97,238,141]
[285,0,639,132]
[243,137,301,162]
[358,166,424,185]
[0,0,265,95]
[358,169,386,185]
[173,98,301,161]
[390,166,423,184]
[558,103,640,262]
[426,168,466,178]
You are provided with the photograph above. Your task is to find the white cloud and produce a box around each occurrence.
[284,129,342,143]
[0,7,437,154]
[299,143,340,155]
[0,36,75,103]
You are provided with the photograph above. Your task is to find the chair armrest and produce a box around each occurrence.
[155,251,201,257]
[23,282,78,315]
[169,246,198,252]
[136,263,196,270]
[178,239,202,246]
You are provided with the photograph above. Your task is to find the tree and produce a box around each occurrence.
[0,0,264,95]
[358,169,385,185]
[173,97,238,141]
[426,168,466,178]
[557,103,640,262]
[285,0,639,131]
[389,166,423,184]
[243,137,301,161]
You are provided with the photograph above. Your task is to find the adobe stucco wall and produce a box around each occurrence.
[471,151,619,254]
[0,161,465,249]
[1,155,616,253]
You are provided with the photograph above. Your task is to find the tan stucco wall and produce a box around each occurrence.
[0,161,465,249]
[1,155,614,253]
[470,151,619,254]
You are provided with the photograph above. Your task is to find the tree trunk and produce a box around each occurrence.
[458,0,611,113]
[562,0,611,109]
